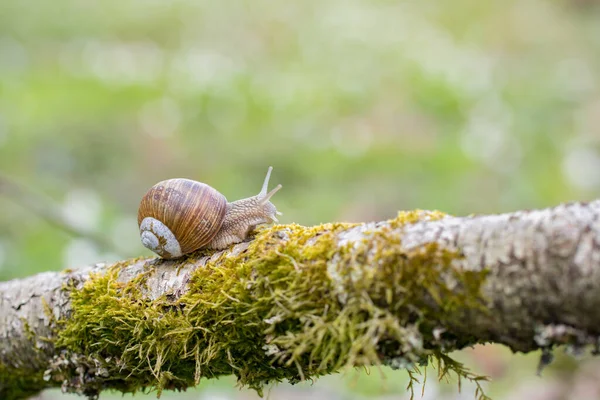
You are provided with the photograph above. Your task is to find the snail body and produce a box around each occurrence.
[138,166,282,259]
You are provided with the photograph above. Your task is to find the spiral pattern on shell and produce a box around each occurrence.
[139,217,182,258]
[137,178,228,258]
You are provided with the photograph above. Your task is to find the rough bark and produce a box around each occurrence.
[2,200,600,399]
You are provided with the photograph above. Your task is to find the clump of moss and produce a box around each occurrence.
[54,214,490,399]
[389,209,450,228]
[328,211,490,398]
[0,363,48,400]
[0,317,56,400]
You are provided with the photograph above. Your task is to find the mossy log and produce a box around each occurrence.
[3,201,600,400]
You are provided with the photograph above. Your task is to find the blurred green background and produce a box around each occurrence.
[1,0,600,399]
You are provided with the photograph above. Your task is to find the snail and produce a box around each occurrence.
[138,166,282,259]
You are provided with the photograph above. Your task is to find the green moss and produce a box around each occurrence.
[0,363,48,400]
[389,209,450,228]
[1,320,51,400]
[54,215,490,399]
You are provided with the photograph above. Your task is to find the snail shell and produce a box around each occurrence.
[137,178,227,259]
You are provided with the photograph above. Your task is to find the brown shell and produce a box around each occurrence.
[137,178,228,254]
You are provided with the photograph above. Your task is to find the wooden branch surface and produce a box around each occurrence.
[2,200,600,399]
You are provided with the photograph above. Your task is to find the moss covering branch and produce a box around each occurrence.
[3,201,600,400]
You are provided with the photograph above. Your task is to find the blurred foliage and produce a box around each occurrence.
[2,0,600,399]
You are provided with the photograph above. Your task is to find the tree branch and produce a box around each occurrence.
[0,174,116,252]
[3,200,600,400]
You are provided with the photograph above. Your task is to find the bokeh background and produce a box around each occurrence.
[2,0,600,399]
